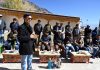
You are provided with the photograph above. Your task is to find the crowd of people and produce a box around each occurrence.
[0,14,100,59]
[0,13,100,70]
[33,20,100,59]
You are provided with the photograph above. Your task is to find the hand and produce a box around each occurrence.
[44,42,48,45]
[30,34,37,39]
[35,34,39,38]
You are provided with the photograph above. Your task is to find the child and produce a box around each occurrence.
[52,58,61,68]
[47,58,53,69]
[56,58,61,68]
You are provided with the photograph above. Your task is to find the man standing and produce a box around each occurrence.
[65,22,72,43]
[17,13,37,70]
[84,25,92,46]
[9,18,19,49]
[53,22,60,43]
[10,18,19,32]
[43,21,52,35]
[0,14,6,44]
[72,24,80,41]
[34,20,43,43]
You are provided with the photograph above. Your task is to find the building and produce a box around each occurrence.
[0,7,80,30]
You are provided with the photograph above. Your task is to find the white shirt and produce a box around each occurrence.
[66,43,72,46]
[0,19,2,25]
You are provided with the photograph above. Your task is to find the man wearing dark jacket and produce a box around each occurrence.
[10,18,19,32]
[72,24,80,41]
[34,20,43,44]
[65,22,72,42]
[41,32,51,51]
[84,25,92,46]
[17,13,37,70]
[43,21,52,35]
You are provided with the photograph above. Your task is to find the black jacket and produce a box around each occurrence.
[34,23,43,35]
[17,22,34,55]
[54,32,64,44]
[85,28,92,37]
[43,24,52,34]
[10,22,19,31]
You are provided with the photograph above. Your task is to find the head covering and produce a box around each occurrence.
[87,25,90,27]
[13,18,17,21]
[23,13,31,19]
[0,14,3,17]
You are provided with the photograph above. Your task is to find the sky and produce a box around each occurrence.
[30,0,100,29]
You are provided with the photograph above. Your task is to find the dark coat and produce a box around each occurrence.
[65,27,72,37]
[84,28,92,37]
[72,27,80,36]
[43,24,52,35]
[10,22,19,31]
[34,23,43,35]
[54,32,64,44]
[53,25,59,35]
[17,22,34,55]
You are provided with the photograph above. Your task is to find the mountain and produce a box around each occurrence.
[0,0,51,14]
[22,0,52,13]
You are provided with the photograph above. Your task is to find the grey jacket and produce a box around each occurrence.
[0,19,6,31]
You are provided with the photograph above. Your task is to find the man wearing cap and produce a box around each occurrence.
[0,14,6,44]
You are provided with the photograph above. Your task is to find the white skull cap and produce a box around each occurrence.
[0,14,3,16]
